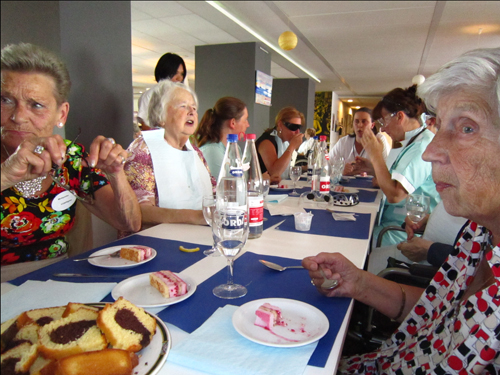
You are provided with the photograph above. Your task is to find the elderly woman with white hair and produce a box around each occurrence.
[303,47,500,374]
[122,80,215,233]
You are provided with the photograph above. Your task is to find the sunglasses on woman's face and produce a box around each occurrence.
[283,122,302,132]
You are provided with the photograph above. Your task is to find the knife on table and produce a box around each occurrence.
[52,273,130,278]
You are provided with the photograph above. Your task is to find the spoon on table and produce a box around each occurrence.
[259,260,304,271]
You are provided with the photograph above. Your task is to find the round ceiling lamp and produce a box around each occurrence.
[278,31,298,51]
[412,74,426,86]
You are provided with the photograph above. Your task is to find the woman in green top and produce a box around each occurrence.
[194,97,249,181]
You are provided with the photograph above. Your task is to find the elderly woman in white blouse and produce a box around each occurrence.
[122,81,215,234]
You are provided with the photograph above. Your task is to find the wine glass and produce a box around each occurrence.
[405,194,430,224]
[289,166,302,196]
[202,195,220,257]
[212,208,249,299]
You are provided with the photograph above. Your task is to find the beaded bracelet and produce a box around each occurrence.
[393,284,406,321]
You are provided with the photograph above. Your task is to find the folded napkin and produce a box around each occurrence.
[168,305,318,375]
[264,194,288,203]
[1,280,116,322]
[331,212,356,221]
[265,203,305,216]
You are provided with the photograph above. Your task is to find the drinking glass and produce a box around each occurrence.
[202,195,220,257]
[405,194,430,223]
[262,179,270,222]
[289,166,302,196]
[212,208,249,299]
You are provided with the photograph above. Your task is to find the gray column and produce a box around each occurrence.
[195,42,271,136]
[270,78,315,129]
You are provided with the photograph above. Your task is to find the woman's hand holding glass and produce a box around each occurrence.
[212,208,249,299]
[202,195,220,257]
[289,165,302,196]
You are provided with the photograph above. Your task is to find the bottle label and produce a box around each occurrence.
[248,195,263,227]
[307,168,312,177]
[320,176,330,193]
[229,167,243,177]
[222,212,245,229]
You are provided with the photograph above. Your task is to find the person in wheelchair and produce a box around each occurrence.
[303,47,500,374]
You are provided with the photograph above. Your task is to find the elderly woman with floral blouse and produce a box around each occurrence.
[122,80,215,235]
[304,47,500,374]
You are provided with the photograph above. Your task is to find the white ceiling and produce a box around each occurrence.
[131,1,500,108]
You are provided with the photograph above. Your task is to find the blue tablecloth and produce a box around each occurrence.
[274,209,370,239]
[158,251,350,368]
[9,235,211,286]
[341,177,377,189]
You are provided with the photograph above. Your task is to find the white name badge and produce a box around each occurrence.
[51,190,77,211]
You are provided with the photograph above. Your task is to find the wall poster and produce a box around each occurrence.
[255,70,273,106]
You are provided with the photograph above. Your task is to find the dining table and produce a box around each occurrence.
[1,176,382,375]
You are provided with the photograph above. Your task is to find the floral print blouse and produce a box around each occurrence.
[1,141,108,265]
[339,221,500,374]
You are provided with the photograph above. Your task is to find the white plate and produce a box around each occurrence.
[88,245,157,269]
[330,187,359,195]
[112,273,197,308]
[88,303,170,375]
[354,174,373,179]
[270,185,294,192]
[232,298,329,348]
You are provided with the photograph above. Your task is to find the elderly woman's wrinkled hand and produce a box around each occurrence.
[1,135,67,189]
[87,136,129,175]
[302,252,362,298]
[397,237,433,262]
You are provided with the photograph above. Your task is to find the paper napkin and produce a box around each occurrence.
[264,194,288,203]
[265,203,306,216]
[1,280,116,322]
[168,305,318,375]
[331,212,356,221]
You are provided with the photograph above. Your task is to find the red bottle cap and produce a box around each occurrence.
[319,135,327,141]
[245,134,256,140]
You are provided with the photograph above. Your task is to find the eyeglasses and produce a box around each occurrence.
[49,128,95,204]
[375,112,397,128]
[283,122,302,131]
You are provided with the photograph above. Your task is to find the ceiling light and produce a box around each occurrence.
[412,75,426,86]
[206,1,320,83]
[354,106,360,109]
[347,99,353,102]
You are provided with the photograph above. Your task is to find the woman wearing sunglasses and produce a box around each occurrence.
[256,106,305,181]
[0,43,141,281]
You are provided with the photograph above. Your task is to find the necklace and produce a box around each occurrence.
[14,176,47,198]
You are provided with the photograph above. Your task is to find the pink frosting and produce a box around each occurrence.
[153,271,187,297]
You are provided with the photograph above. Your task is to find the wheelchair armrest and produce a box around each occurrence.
[376,224,425,247]
[409,264,439,279]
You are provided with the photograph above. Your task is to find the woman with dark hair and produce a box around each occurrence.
[137,53,187,130]
[256,106,304,180]
[355,85,440,246]
[329,107,390,175]
[194,97,249,180]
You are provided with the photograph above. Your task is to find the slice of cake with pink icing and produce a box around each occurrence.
[119,246,153,262]
[254,303,285,330]
[149,271,188,298]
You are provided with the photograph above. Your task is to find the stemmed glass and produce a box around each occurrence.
[405,194,430,224]
[212,208,249,299]
[289,166,302,196]
[202,195,220,257]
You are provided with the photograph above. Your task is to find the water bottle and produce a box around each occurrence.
[311,136,327,192]
[216,134,247,211]
[242,134,263,239]
[319,153,331,195]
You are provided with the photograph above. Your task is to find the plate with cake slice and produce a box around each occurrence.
[88,245,157,269]
[232,298,329,348]
[330,186,359,195]
[111,272,197,308]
